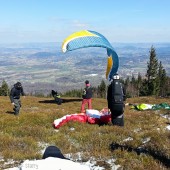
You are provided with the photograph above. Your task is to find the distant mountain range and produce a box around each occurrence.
[0,42,169,95]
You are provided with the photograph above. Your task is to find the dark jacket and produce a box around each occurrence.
[10,84,25,103]
[82,86,93,99]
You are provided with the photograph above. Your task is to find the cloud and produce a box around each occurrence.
[72,20,89,28]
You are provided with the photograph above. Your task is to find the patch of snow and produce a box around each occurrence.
[4,157,121,170]
[123,137,133,142]
[160,114,170,120]
[3,147,121,170]
[134,128,142,133]
[6,157,90,170]
[70,127,75,131]
[142,137,151,144]
[3,159,16,165]
[166,125,170,130]
[106,159,121,170]
[37,142,50,155]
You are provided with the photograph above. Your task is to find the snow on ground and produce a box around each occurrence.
[166,125,170,130]
[3,157,120,170]
[160,112,170,130]
[1,142,120,170]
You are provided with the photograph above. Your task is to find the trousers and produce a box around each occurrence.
[110,103,124,126]
[13,99,21,115]
[80,98,92,113]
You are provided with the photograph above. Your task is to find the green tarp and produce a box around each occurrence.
[152,103,170,110]
[131,103,170,111]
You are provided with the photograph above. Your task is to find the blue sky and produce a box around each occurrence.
[0,0,170,43]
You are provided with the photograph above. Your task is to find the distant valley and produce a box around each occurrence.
[0,42,169,95]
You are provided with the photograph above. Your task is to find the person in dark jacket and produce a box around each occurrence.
[80,80,93,113]
[51,90,63,105]
[107,74,126,126]
[10,82,25,115]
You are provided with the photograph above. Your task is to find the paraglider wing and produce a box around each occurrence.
[62,30,119,79]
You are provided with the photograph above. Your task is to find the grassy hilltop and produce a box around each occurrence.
[0,96,170,169]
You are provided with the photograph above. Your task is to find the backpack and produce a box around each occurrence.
[111,80,124,104]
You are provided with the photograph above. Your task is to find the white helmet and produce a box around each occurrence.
[113,73,120,80]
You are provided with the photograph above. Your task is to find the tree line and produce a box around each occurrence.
[0,46,169,98]
[123,46,170,98]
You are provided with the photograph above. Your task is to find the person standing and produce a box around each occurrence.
[107,74,126,126]
[80,80,93,113]
[10,82,25,115]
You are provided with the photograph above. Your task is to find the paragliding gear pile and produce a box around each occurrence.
[62,30,119,80]
[53,108,111,129]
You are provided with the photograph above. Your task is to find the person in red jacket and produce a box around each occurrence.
[80,80,93,113]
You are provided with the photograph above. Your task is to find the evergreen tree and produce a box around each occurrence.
[139,79,148,96]
[130,74,137,97]
[137,73,142,96]
[158,65,168,96]
[124,76,130,87]
[166,77,170,96]
[146,46,159,96]
[124,76,131,98]
[0,80,10,96]
[97,79,106,98]
[157,61,163,96]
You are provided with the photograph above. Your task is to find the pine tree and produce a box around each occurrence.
[0,80,10,96]
[97,79,106,98]
[124,76,131,98]
[158,64,167,96]
[139,79,148,96]
[166,77,170,96]
[131,74,137,97]
[146,46,159,96]
[137,73,142,96]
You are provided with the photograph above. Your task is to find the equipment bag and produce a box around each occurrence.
[111,81,124,104]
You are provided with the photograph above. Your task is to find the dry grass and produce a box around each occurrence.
[0,96,170,169]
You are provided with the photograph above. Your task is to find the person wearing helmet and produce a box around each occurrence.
[80,80,93,113]
[107,73,126,126]
[10,82,25,115]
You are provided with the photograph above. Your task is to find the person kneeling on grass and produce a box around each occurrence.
[51,90,63,105]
